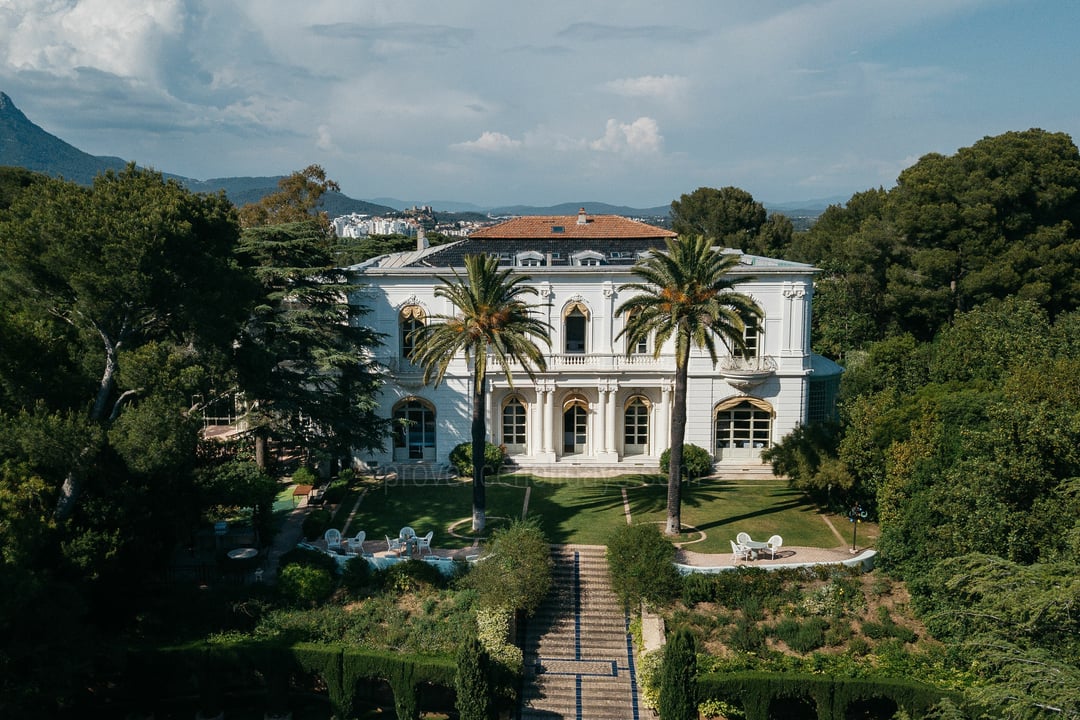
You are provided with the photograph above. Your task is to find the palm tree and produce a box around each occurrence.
[616,235,762,536]
[409,254,551,531]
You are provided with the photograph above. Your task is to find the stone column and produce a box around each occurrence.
[596,386,607,454]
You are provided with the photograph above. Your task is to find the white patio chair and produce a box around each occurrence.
[415,531,434,556]
[766,535,783,559]
[730,540,751,562]
[324,528,342,550]
[347,530,366,554]
[386,535,404,554]
[736,531,752,546]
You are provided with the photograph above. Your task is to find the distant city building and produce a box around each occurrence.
[332,213,418,238]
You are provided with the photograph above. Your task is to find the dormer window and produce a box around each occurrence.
[572,250,604,266]
[517,250,544,267]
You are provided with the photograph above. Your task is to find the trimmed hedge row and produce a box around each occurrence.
[127,639,485,719]
[697,672,959,720]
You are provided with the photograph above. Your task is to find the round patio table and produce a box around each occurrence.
[227,547,258,560]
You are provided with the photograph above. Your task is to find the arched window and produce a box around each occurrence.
[623,396,650,455]
[564,302,589,354]
[393,398,436,461]
[501,396,528,454]
[562,394,589,455]
[714,398,773,460]
[399,305,425,361]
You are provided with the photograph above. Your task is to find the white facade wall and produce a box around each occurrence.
[351,260,818,471]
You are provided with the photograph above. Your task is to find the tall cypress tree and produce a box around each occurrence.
[658,627,698,720]
[455,636,494,720]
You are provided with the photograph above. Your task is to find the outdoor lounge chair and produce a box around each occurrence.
[415,531,434,556]
[324,528,342,550]
[766,534,783,559]
[730,540,751,562]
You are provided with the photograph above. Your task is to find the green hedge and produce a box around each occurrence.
[696,672,961,720]
[129,639,484,720]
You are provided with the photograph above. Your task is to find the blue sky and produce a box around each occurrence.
[2,0,1077,208]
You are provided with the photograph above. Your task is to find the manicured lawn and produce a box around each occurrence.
[627,477,844,553]
[341,473,863,554]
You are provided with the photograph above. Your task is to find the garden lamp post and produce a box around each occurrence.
[848,503,867,553]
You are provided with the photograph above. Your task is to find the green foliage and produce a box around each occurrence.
[292,466,318,486]
[234,220,387,461]
[929,297,1052,384]
[771,617,829,653]
[301,508,332,540]
[278,544,337,574]
[606,523,681,610]
[659,443,714,480]
[475,606,523,675]
[695,673,954,720]
[670,186,768,246]
[340,555,373,596]
[278,564,334,607]
[382,557,448,593]
[455,636,494,720]
[637,649,665,711]
[659,627,698,720]
[465,518,552,615]
[449,441,506,477]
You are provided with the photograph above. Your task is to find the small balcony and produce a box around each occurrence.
[718,355,777,391]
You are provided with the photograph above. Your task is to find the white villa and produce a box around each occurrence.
[348,210,841,474]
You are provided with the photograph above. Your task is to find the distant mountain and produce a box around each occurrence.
[0,92,396,215]
[0,91,128,184]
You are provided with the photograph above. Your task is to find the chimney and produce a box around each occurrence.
[577,208,587,225]
[416,226,429,252]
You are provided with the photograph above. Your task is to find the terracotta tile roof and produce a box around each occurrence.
[469,212,676,240]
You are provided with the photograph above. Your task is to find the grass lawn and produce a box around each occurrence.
[338,473,866,554]
[627,477,844,553]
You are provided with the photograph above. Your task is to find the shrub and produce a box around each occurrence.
[476,607,523,674]
[301,508,332,539]
[606,523,681,610]
[449,441,506,478]
[465,518,552,615]
[727,617,765,653]
[772,617,828,653]
[292,466,318,486]
[455,636,494,720]
[278,564,334,607]
[681,572,715,606]
[636,649,664,711]
[340,555,373,596]
[658,628,698,720]
[384,558,447,593]
[660,443,714,480]
[278,544,337,574]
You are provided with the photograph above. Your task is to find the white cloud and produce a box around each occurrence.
[604,74,688,101]
[590,117,663,154]
[452,131,522,152]
[315,124,335,152]
[2,0,184,82]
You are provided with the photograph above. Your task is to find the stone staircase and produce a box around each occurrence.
[519,545,652,720]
